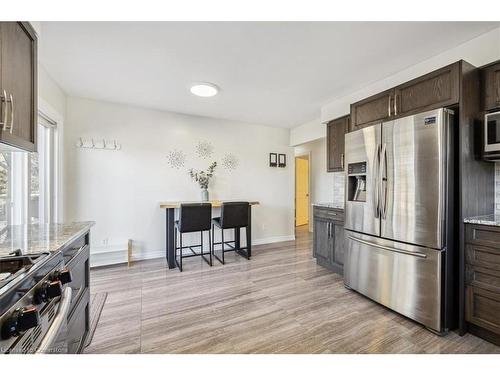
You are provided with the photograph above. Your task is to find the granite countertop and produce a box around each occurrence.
[464,214,500,227]
[312,202,344,210]
[0,221,95,257]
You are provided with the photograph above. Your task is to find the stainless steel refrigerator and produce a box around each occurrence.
[344,107,456,334]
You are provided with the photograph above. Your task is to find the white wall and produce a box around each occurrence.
[64,97,295,265]
[38,53,68,223]
[38,64,67,119]
[294,137,332,204]
[34,21,68,120]
[294,137,345,231]
[290,117,325,147]
[291,27,500,145]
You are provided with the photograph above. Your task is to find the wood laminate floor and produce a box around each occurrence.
[85,227,500,354]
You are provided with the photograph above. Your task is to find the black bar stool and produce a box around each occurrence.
[211,202,250,264]
[174,203,212,272]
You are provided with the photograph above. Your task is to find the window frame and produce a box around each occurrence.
[0,108,61,227]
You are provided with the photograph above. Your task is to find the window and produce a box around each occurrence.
[0,152,11,230]
[29,121,57,224]
[0,113,58,228]
[29,152,40,224]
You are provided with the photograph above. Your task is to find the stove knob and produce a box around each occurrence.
[1,306,40,340]
[34,280,63,304]
[54,268,72,285]
[46,280,63,299]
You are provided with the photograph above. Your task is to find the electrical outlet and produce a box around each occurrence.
[102,238,109,246]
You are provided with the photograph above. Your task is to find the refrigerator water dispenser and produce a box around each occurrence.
[347,162,367,202]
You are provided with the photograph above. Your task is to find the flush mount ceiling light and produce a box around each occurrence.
[190,82,219,97]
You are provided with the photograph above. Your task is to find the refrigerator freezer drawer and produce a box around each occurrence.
[344,231,444,332]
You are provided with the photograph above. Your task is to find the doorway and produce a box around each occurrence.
[295,154,310,231]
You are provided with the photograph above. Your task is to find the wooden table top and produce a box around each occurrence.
[159,200,260,209]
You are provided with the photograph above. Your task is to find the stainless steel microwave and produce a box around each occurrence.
[485,111,500,154]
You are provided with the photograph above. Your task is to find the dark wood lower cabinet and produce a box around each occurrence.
[464,223,500,346]
[312,206,344,275]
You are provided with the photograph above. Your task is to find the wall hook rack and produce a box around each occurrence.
[76,137,122,151]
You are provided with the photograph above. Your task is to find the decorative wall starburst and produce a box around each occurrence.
[221,153,239,171]
[166,150,186,169]
[195,141,214,159]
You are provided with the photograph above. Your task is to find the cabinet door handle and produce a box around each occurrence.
[393,94,398,116]
[9,94,14,134]
[388,95,392,117]
[1,90,7,131]
[496,86,500,104]
[327,222,331,238]
[341,153,345,169]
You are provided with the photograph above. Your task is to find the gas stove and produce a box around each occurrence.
[0,250,72,354]
[0,250,49,290]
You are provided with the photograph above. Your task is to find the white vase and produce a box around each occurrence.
[201,188,209,201]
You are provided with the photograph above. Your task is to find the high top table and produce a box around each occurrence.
[159,200,260,269]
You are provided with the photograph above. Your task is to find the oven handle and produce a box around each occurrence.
[35,287,72,354]
[348,235,427,259]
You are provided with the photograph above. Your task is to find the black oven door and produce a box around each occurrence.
[35,287,72,354]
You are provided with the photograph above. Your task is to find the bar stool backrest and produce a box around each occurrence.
[178,203,212,233]
[220,202,250,229]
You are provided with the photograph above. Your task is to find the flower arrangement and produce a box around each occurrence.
[188,161,217,190]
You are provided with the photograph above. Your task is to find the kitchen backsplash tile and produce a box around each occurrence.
[332,172,345,208]
[496,163,500,215]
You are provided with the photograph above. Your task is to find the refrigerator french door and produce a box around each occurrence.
[344,108,453,334]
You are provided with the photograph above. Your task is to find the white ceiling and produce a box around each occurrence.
[39,22,499,128]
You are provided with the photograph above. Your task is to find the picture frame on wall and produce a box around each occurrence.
[278,153,286,168]
[269,153,277,167]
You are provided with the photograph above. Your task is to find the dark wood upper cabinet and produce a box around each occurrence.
[0,22,37,152]
[326,115,348,172]
[350,89,393,131]
[481,61,500,111]
[349,62,460,132]
[395,62,459,116]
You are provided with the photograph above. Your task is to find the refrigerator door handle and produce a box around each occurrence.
[379,142,388,219]
[373,144,381,218]
[347,235,428,258]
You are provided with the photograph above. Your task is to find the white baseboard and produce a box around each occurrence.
[252,235,296,245]
[89,235,296,268]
